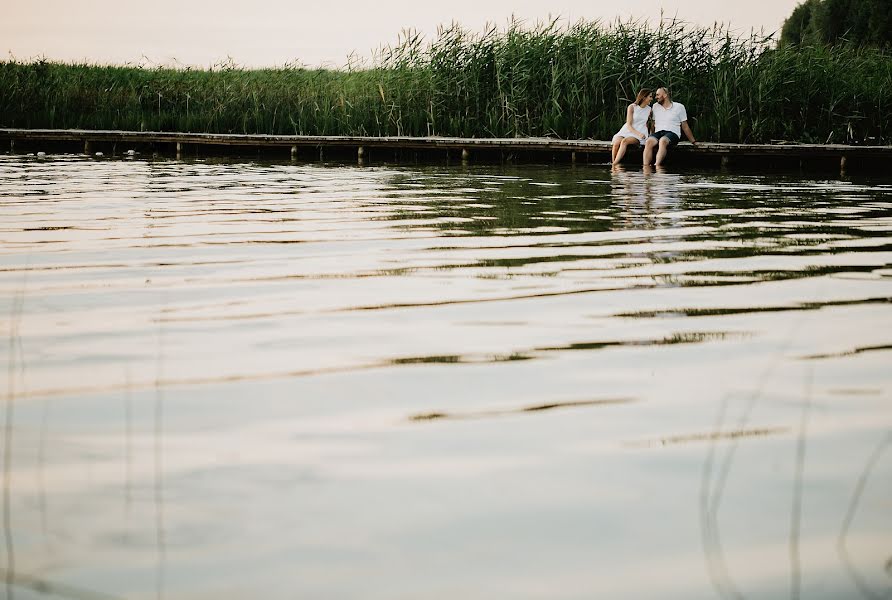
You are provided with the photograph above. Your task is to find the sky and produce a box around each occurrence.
[4,0,804,69]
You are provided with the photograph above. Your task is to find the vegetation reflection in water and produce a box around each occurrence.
[0,155,890,600]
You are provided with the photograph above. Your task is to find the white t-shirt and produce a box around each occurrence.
[652,101,688,137]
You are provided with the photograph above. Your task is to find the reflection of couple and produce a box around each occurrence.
[610,87,697,167]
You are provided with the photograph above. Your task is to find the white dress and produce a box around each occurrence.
[612,103,651,142]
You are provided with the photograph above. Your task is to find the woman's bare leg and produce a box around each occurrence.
[611,138,622,163]
[613,137,639,165]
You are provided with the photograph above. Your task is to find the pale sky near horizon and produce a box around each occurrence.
[4,0,804,69]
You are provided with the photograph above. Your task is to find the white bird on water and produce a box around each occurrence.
[95,152,104,158]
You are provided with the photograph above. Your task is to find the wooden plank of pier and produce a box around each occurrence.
[1,128,890,161]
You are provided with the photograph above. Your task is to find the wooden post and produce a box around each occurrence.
[291,145,298,159]
[176,142,183,159]
[9,139,14,153]
[461,148,469,164]
[721,155,731,169]
[357,146,365,164]
[840,155,847,177]
[319,147,324,161]
[83,140,91,155]
[571,151,577,164]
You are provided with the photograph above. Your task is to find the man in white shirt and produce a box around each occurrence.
[643,87,696,167]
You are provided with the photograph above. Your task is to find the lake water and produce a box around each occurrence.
[1,155,891,599]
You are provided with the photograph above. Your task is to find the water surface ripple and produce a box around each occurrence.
[1,156,890,599]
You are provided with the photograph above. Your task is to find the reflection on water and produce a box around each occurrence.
[409,397,637,422]
[1,155,891,599]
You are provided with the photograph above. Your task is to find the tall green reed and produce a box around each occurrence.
[1,19,888,143]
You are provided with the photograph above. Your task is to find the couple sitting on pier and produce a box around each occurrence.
[611,87,696,167]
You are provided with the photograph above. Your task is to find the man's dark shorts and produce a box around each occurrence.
[649,130,680,147]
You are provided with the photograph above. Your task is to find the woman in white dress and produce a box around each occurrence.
[611,89,653,165]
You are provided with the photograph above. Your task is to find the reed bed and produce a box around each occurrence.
[1,20,889,143]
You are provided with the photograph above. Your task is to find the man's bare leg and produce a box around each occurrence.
[655,137,671,167]
[643,137,657,166]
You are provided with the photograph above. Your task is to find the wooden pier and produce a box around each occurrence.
[2,128,889,172]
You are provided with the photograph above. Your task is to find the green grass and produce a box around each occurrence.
[1,19,889,143]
